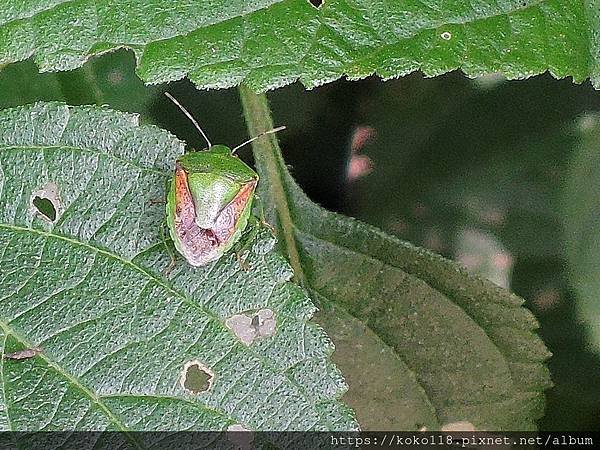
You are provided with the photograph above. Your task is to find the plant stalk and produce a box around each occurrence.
[238,84,306,283]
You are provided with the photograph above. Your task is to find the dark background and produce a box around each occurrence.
[2,49,599,430]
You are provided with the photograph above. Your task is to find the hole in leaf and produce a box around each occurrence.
[440,31,452,41]
[180,360,214,394]
[308,0,324,8]
[31,182,61,222]
[32,196,57,221]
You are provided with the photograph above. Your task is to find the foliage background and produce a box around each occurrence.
[1,47,599,430]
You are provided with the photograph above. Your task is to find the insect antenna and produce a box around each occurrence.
[231,126,286,154]
[164,92,212,149]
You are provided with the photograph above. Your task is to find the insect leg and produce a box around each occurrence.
[253,194,275,234]
[233,220,263,272]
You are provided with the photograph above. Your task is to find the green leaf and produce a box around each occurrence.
[563,113,600,354]
[0,102,357,435]
[240,85,552,431]
[1,0,599,91]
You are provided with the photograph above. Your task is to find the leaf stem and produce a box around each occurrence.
[238,85,306,283]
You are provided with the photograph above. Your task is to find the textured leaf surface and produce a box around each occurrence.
[0,0,599,91]
[563,114,600,353]
[0,102,357,438]
[241,87,552,431]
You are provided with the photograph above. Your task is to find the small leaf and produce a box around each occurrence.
[240,86,552,431]
[0,102,357,435]
[0,0,598,91]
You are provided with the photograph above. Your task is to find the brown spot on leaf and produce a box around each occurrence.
[4,347,42,360]
[225,309,276,345]
[441,421,476,431]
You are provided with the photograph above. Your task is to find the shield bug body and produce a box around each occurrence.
[164,93,283,267]
[166,146,258,266]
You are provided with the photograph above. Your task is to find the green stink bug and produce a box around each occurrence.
[164,93,283,267]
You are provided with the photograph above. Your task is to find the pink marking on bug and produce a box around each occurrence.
[173,164,256,266]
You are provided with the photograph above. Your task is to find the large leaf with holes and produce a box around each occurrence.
[0,102,357,442]
[563,114,600,354]
[241,87,552,431]
[0,0,599,91]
